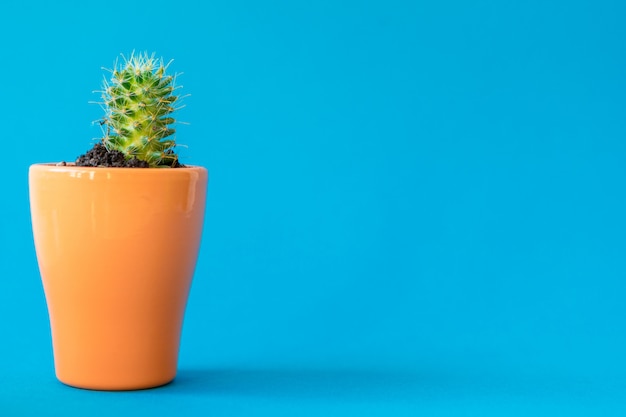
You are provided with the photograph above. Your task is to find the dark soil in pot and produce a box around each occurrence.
[74,143,185,168]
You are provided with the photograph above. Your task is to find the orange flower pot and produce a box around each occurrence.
[29,164,208,391]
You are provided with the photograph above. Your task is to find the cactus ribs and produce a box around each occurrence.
[73,52,185,169]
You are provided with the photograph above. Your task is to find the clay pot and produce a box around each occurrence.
[29,164,208,390]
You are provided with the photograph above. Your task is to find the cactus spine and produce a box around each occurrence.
[101,52,181,167]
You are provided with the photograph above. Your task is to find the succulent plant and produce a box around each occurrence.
[99,52,182,167]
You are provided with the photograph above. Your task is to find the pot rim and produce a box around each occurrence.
[30,163,207,172]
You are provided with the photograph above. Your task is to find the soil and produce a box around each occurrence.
[74,143,185,168]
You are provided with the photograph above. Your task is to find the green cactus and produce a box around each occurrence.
[100,52,181,167]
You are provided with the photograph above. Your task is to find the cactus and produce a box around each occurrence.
[100,52,181,167]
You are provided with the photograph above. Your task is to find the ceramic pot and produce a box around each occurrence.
[29,164,208,390]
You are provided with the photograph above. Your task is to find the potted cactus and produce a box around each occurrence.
[29,52,208,391]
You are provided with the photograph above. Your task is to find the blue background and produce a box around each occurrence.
[1,0,625,415]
